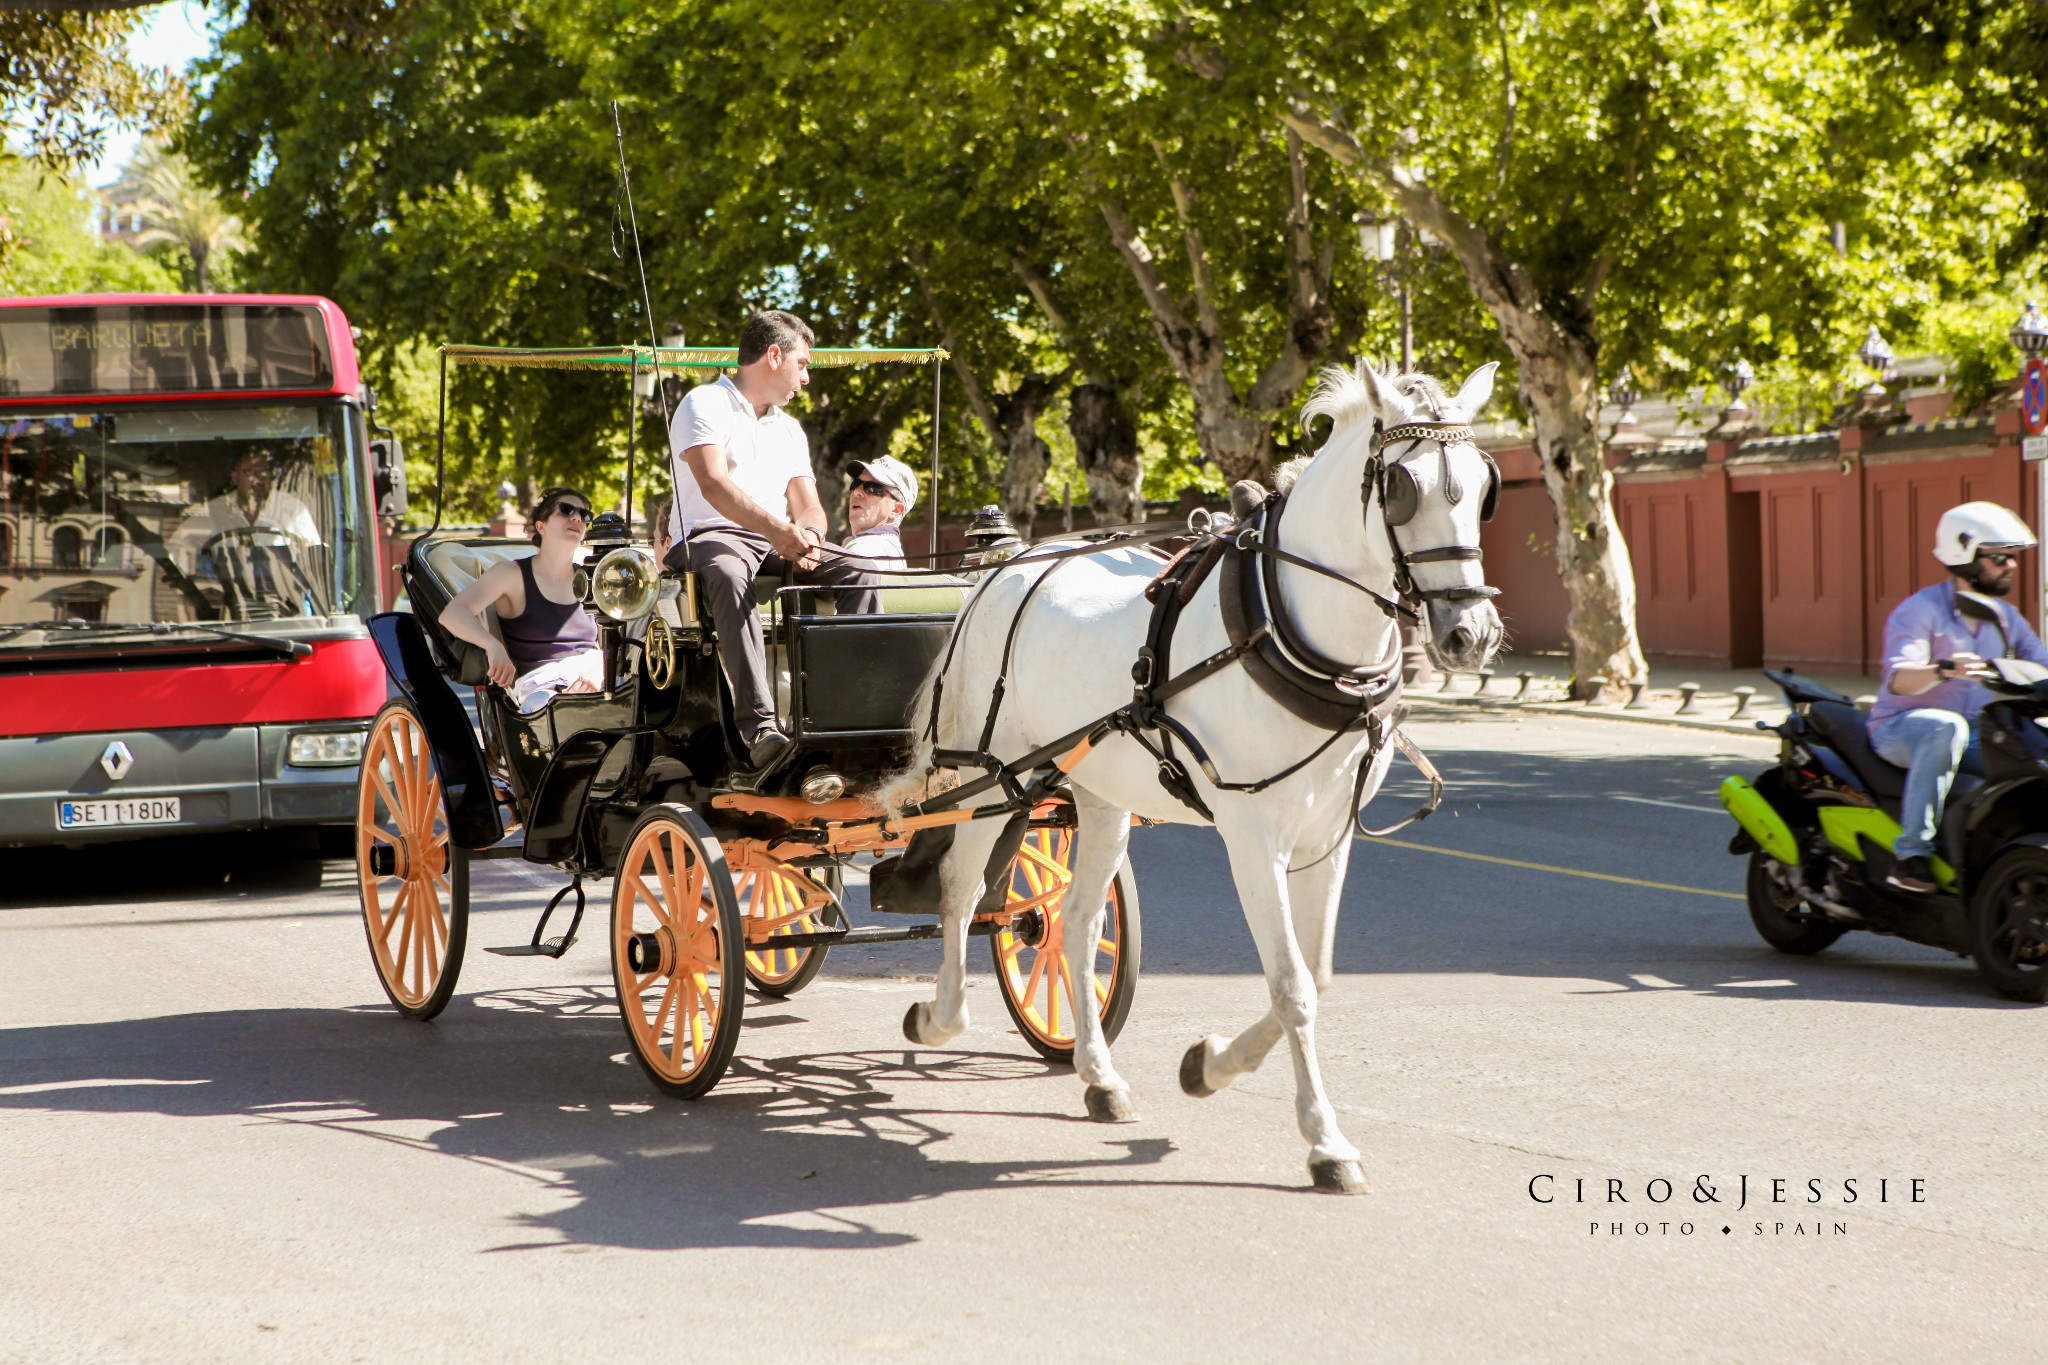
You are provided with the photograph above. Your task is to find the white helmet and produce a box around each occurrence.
[1933,502,2037,568]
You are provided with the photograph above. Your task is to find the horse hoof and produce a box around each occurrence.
[1083,1085,1137,1123]
[1309,1158,1371,1195]
[1179,1040,1217,1098]
[902,1002,926,1046]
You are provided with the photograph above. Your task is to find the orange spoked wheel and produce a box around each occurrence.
[356,700,470,1020]
[989,825,1141,1062]
[611,804,745,1098]
[734,849,840,997]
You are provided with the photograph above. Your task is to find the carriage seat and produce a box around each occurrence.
[406,536,540,686]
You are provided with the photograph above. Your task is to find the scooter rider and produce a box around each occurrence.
[1867,502,2048,892]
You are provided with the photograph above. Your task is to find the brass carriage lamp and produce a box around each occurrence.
[2013,302,2048,363]
[963,505,1023,568]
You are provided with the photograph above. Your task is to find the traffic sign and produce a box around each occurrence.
[2025,358,2048,434]
[2025,435,2048,462]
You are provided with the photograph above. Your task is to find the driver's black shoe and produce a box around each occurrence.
[747,727,793,771]
[1886,856,1937,894]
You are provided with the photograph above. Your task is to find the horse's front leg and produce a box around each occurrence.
[902,816,1006,1047]
[1063,790,1136,1122]
[1204,819,1366,1194]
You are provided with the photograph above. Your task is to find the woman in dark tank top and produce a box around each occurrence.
[438,486,605,711]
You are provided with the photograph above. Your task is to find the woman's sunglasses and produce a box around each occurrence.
[550,502,593,523]
[852,479,896,499]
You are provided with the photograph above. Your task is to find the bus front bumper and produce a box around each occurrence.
[0,721,369,848]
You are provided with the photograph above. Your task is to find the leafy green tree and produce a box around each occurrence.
[0,161,179,296]
[117,139,249,291]
[1,9,178,176]
[1272,0,2023,695]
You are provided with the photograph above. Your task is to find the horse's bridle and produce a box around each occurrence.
[1364,419,1501,603]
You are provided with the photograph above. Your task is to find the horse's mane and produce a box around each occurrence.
[1298,364,1453,444]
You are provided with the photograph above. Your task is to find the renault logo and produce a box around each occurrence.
[100,741,134,781]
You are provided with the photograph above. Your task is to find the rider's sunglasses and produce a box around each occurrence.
[550,502,593,523]
[852,479,896,499]
[1979,551,2020,567]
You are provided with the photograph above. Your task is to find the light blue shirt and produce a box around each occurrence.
[1867,580,2048,729]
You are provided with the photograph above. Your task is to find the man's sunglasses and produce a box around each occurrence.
[550,503,593,523]
[1978,551,2021,567]
[852,479,897,499]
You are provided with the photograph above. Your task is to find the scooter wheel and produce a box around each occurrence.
[1967,845,2048,1003]
[1745,853,1844,955]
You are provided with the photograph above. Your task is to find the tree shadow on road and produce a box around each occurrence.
[0,987,1292,1252]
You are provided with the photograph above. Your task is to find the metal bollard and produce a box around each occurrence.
[1439,670,1458,692]
[1676,682,1701,715]
[1516,670,1534,698]
[1625,681,1649,709]
[1475,668,1496,695]
[1730,685,1755,720]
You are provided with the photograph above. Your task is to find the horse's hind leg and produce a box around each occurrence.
[1064,790,1136,1122]
[1192,821,1365,1194]
[901,815,1008,1048]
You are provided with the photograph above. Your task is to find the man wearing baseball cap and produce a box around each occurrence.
[841,456,919,568]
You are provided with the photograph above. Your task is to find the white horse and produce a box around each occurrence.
[893,359,1505,1192]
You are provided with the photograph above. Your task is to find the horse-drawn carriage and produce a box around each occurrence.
[354,343,1137,1098]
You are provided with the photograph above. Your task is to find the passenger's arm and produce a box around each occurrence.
[683,441,810,561]
[438,560,520,687]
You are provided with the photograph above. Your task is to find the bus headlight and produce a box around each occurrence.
[591,546,661,621]
[288,730,364,767]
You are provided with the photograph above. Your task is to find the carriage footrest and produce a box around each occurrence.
[486,936,578,957]
[485,876,585,959]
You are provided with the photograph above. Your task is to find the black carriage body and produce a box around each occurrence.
[380,531,968,875]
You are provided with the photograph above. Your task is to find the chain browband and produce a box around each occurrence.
[1365,418,1500,604]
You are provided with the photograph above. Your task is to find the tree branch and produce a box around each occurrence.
[1489,0,1518,201]
[1098,193,1206,380]
[1011,251,1109,385]
[910,261,998,440]
[1153,142,1221,340]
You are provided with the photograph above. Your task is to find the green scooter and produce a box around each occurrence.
[1722,625,2048,1000]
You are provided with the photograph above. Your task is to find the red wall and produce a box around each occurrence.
[1486,417,2038,675]
[1484,483,1571,654]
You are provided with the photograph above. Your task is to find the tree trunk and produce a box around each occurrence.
[1512,339,1645,699]
[1093,129,1342,489]
[1068,382,1143,524]
[993,373,1063,538]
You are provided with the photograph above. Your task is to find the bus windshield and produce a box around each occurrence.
[0,402,365,643]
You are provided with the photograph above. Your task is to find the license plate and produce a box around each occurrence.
[56,797,182,830]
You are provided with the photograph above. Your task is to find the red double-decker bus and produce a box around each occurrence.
[0,295,404,847]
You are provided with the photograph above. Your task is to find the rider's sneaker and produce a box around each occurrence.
[747,726,793,771]
[1886,856,1938,894]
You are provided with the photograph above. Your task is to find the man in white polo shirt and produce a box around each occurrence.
[662,310,876,771]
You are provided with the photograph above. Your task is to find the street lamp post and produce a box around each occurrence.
[1359,211,1431,683]
[1722,358,1754,418]
[1857,324,1895,398]
[1357,213,1408,372]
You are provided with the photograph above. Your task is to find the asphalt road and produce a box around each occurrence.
[4,711,2045,1362]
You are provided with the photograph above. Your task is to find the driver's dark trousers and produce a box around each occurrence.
[664,527,877,743]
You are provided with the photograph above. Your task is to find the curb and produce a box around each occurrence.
[1407,693,1786,738]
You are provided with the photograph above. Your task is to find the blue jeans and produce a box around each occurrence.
[1868,710,1984,860]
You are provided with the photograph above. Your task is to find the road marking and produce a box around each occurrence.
[1629,974,1685,988]
[1373,839,1744,900]
[1613,795,1724,815]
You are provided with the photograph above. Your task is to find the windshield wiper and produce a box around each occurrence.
[0,620,311,659]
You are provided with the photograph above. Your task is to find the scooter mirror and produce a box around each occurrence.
[1956,590,2004,625]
